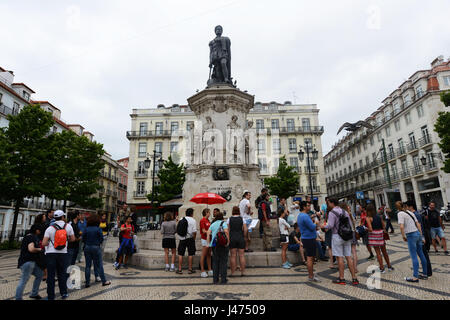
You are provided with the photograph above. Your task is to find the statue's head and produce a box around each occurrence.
[215,25,223,36]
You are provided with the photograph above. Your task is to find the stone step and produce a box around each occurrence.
[103,248,304,270]
[136,237,281,252]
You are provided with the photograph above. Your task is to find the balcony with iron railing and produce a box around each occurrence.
[407,141,418,152]
[127,130,185,139]
[306,186,321,193]
[134,191,148,198]
[418,135,432,147]
[424,162,438,173]
[410,166,423,176]
[304,166,318,174]
[135,170,148,178]
[397,147,407,157]
[0,103,19,116]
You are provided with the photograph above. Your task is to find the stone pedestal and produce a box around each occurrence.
[179,84,263,221]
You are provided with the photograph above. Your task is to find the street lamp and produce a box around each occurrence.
[420,152,442,167]
[144,150,164,222]
[298,143,319,205]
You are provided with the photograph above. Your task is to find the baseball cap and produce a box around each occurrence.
[54,210,65,218]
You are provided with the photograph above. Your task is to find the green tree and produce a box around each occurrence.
[47,130,105,211]
[435,91,450,173]
[0,105,54,246]
[263,156,300,200]
[150,155,186,204]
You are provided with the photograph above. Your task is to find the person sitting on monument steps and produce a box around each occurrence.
[239,191,254,253]
[176,208,197,275]
[115,215,135,270]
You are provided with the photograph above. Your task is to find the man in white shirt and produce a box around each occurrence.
[177,208,197,274]
[42,210,75,300]
[239,191,254,252]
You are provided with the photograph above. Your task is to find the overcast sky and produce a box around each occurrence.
[1,0,449,160]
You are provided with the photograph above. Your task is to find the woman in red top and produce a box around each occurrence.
[200,209,212,278]
[116,216,134,270]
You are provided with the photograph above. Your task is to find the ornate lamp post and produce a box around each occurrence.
[144,150,164,222]
[298,142,319,204]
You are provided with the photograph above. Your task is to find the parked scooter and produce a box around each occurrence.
[440,203,450,222]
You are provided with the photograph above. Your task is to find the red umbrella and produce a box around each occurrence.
[190,193,227,205]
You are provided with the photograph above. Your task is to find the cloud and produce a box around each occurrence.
[1,0,449,159]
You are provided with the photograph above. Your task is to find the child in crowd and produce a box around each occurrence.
[288,223,306,265]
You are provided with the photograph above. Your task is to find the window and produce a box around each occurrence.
[384,110,391,121]
[23,91,30,101]
[170,141,178,153]
[405,112,412,125]
[155,142,163,153]
[416,85,424,98]
[137,161,146,174]
[372,152,377,161]
[257,139,266,154]
[287,119,295,132]
[171,122,179,132]
[13,102,20,114]
[271,119,279,129]
[409,132,416,148]
[288,138,297,153]
[272,139,281,154]
[444,76,450,86]
[136,181,146,195]
[256,119,264,129]
[365,156,370,165]
[385,126,391,137]
[186,121,194,131]
[353,163,357,171]
[401,159,408,173]
[357,145,361,153]
[417,105,424,118]
[404,93,411,106]
[155,122,163,134]
[139,123,148,136]
[394,120,401,132]
[302,118,311,130]
[138,143,147,158]
[388,144,394,157]
[363,142,367,151]
[258,158,268,173]
[304,138,313,148]
[359,159,363,168]
[393,102,400,114]
[347,152,350,160]
[0,214,4,226]
[377,132,382,142]
[398,138,405,153]
[370,136,374,146]
[352,149,355,158]
[421,125,430,143]
[413,155,420,169]
[0,92,2,103]
[290,157,299,171]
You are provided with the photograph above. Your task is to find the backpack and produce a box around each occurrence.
[215,221,228,247]
[332,209,353,241]
[52,223,68,250]
[176,217,188,237]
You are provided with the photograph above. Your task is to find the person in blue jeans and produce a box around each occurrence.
[15,225,44,300]
[397,201,428,282]
[82,214,111,288]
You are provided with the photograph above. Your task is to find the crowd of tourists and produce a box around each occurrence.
[14,189,447,299]
[15,209,112,300]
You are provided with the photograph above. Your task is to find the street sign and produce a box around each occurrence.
[356,191,364,200]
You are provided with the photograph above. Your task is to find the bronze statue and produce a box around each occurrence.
[208,25,233,86]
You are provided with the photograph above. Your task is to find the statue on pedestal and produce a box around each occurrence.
[208,25,233,86]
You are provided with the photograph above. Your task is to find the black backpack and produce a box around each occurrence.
[176,217,188,237]
[332,209,353,241]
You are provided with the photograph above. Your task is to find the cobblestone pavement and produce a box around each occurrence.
[1,223,449,300]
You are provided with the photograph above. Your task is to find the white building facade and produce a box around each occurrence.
[324,56,450,211]
[126,101,326,222]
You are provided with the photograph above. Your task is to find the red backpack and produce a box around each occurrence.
[52,223,68,250]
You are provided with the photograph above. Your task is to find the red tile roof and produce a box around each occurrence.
[12,83,35,93]
[31,100,61,111]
